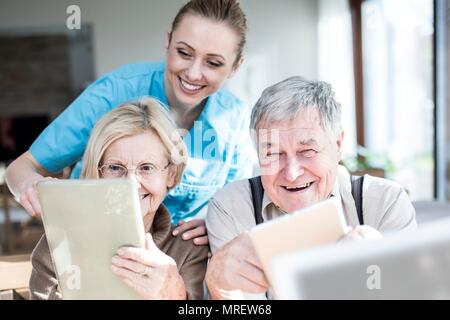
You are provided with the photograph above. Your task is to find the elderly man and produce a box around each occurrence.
[205,76,417,299]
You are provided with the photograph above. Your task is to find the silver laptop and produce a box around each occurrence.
[271,218,450,299]
[37,179,145,300]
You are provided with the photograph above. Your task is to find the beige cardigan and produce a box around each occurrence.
[29,205,209,300]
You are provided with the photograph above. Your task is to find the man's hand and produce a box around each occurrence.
[338,225,383,243]
[205,232,269,299]
[173,219,208,246]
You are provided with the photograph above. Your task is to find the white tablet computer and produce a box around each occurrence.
[37,179,145,300]
[271,218,450,300]
[249,198,348,293]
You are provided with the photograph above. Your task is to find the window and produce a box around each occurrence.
[361,0,434,200]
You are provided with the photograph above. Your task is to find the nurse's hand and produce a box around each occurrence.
[17,176,57,217]
[172,219,209,246]
[5,151,60,217]
[111,233,187,300]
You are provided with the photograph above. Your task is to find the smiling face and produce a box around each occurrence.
[258,109,344,213]
[100,131,176,220]
[165,13,242,109]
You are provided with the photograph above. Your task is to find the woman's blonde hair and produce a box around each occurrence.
[81,98,187,188]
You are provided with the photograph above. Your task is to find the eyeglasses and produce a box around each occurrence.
[98,162,171,180]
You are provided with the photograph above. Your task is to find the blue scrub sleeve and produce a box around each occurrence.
[29,75,120,173]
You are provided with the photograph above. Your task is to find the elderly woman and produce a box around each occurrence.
[29,98,209,300]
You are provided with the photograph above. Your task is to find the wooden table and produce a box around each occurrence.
[0,254,32,300]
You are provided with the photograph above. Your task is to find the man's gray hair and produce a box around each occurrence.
[250,76,342,136]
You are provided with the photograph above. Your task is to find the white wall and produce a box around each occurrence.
[232,0,319,106]
[0,0,318,104]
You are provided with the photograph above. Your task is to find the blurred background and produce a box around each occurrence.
[0,0,448,256]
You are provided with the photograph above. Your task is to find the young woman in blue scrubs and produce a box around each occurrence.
[5,0,255,246]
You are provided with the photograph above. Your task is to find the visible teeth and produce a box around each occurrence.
[180,79,203,91]
[302,182,311,188]
[285,182,311,190]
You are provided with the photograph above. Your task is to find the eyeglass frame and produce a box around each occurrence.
[98,161,172,180]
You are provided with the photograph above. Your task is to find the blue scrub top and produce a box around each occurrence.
[30,61,256,223]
